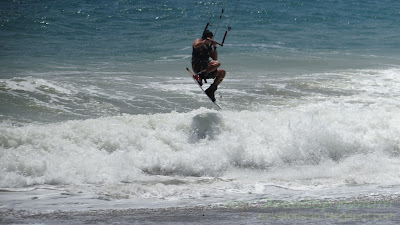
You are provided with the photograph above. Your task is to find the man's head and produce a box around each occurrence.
[202,30,213,40]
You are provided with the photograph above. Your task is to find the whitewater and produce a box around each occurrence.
[2,67,400,210]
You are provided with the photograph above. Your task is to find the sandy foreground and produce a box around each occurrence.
[1,197,399,225]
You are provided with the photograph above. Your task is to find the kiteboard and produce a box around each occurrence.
[186,67,222,110]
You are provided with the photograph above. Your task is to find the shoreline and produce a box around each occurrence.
[1,197,399,225]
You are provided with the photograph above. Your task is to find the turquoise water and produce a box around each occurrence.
[2,0,399,64]
[1,0,400,215]
[1,0,400,121]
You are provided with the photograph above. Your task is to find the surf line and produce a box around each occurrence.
[202,0,240,47]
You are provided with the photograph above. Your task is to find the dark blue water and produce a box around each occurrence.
[1,0,399,70]
[1,0,400,122]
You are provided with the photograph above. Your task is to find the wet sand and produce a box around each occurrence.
[1,198,399,225]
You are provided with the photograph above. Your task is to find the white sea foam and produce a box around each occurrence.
[3,76,74,94]
[1,67,400,210]
[1,98,399,209]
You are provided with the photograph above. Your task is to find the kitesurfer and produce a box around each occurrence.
[191,30,226,102]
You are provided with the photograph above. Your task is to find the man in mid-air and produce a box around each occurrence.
[191,30,226,102]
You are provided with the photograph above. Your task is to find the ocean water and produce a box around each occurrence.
[1,0,400,219]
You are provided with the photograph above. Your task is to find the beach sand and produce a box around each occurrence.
[1,198,399,225]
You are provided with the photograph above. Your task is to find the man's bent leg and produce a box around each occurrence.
[205,60,221,74]
[213,69,226,87]
[199,60,222,84]
[205,69,226,102]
